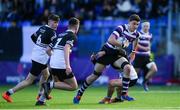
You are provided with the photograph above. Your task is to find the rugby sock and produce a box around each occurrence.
[122,77,130,95]
[6,89,14,96]
[50,81,54,89]
[77,80,90,96]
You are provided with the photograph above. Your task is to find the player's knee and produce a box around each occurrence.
[69,84,78,91]
[93,71,102,77]
[73,84,78,90]
[121,61,130,69]
[72,83,78,90]
[70,86,78,91]
[149,64,158,73]
[69,81,78,91]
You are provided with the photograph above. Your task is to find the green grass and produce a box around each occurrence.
[0,85,180,109]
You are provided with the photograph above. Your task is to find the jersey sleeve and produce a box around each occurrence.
[66,34,76,47]
[31,34,37,43]
[30,27,42,43]
[112,25,124,39]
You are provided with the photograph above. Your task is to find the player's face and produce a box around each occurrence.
[129,21,140,32]
[75,24,80,34]
[142,23,150,33]
[48,20,59,30]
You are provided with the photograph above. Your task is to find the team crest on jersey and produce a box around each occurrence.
[58,33,68,37]
[40,28,45,33]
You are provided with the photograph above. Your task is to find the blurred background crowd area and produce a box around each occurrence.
[0,0,179,26]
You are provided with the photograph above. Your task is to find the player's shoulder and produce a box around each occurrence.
[133,30,140,38]
[37,25,46,33]
[41,25,55,33]
[58,31,73,38]
[116,24,126,31]
[140,31,152,37]
[66,30,76,38]
[113,24,127,35]
[58,31,68,37]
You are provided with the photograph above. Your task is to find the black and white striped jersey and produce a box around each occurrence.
[49,30,76,50]
[31,25,57,65]
[50,30,77,69]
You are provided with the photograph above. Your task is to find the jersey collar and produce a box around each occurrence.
[66,29,74,33]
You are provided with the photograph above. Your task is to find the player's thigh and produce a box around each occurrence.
[109,79,122,87]
[52,75,60,82]
[152,62,158,72]
[147,61,158,72]
[113,57,129,69]
[94,63,106,73]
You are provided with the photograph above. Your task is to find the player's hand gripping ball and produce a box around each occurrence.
[116,37,129,48]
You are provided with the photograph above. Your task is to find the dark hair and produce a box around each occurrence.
[68,17,80,26]
[129,14,141,22]
[48,14,60,22]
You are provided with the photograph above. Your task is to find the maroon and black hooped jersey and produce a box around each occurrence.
[31,25,57,64]
[105,24,140,50]
[136,30,152,56]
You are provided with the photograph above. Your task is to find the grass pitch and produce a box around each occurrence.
[0,85,180,110]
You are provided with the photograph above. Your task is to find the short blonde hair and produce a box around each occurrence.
[141,21,150,28]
